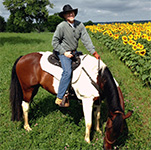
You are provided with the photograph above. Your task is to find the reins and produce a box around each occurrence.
[81,58,102,99]
[72,54,88,84]
[82,67,101,92]
[105,131,116,145]
[114,110,124,115]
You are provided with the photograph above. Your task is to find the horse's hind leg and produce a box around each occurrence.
[21,89,37,131]
[22,101,31,131]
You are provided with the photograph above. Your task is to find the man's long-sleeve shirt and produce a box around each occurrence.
[52,20,95,55]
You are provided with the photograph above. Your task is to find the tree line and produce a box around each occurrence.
[0,0,93,33]
[0,13,65,33]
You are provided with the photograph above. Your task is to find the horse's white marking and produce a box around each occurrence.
[82,98,93,125]
[72,70,99,99]
[52,77,59,93]
[114,78,119,87]
[21,101,32,131]
[22,101,29,112]
[82,98,93,143]
[39,51,62,80]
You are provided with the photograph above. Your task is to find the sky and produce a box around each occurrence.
[0,0,151,22]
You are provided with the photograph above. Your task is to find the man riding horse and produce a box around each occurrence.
[52,4,100,107]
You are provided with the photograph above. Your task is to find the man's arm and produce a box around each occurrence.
[80,23,100,59]
[52,25,66,55]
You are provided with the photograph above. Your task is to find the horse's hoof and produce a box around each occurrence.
[24,124,32,131]
[85,138,90,143]
[96,129,102,135]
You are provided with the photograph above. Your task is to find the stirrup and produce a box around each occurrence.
[55,95,69,107]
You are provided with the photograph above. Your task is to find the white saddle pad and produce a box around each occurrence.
[39,51,85,83]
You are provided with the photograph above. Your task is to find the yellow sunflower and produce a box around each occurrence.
[122,36,128,41]
[113,34,119,40]
[109,33,113,37]
[132,45,137,51]
[132,41,136,46]
[103,31,107,35]
[139,49,146,56]
[137,43,141,49]
[101,28,105,32]
[128,34,133,39]
[134,35,138,40]
[137,32,141,37]
[147,36,151,41]
[135,49,146,56]
[123,40,128,45]
[135,51,139,55]
[139,44,144,50]
[142,34,147,39]
[128,40,134,45]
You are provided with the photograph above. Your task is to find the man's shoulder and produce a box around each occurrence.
[74,20,84,28]
[57,21,67,27]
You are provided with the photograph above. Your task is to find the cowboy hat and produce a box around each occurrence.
[59,4,78,18]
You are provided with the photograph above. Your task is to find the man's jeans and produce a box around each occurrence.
[57,54,72,99]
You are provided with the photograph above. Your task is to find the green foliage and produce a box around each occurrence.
[6,12,33,33]
[90,30,151,87]
[0,16,6,32]
[84,20,94,26]
[3,0,53,32]
[47,13,64,32]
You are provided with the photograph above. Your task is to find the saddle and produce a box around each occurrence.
[48,50,83,71]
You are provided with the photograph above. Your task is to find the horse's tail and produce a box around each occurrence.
[10,56,23,121]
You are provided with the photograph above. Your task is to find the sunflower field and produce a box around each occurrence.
[86,22,151,86]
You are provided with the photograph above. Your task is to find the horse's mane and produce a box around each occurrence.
[99,67,124,135]
[99,67,123,112]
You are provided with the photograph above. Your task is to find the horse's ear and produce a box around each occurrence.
[123,110,133,119]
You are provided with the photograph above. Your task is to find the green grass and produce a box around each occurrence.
[0,32,151,150]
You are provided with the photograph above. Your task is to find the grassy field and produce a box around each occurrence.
[0,32,151,150]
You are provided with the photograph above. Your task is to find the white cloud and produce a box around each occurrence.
[0,2,10,21]
[49,0,151,22]
[0,0,151,22]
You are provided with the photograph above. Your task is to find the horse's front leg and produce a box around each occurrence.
[82,98,93,143]
[21,101,32,131]
[94,104,102,134]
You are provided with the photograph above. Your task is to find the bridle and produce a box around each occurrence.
[105,110,124,145]
[105,131,116,145]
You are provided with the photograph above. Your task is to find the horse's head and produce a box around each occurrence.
[103,110,133,150]
[97,67,133,149]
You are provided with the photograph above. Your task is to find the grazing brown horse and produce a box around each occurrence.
[10,52,132,149]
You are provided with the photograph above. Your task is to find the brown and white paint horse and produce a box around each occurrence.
[10,52,132,149]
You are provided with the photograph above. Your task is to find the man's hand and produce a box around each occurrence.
[64,51,73,58]
[93,51,101,59]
